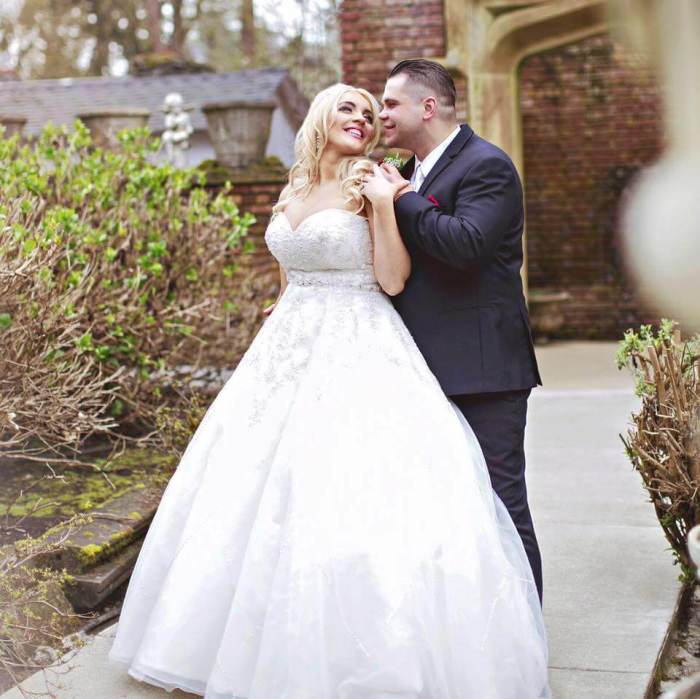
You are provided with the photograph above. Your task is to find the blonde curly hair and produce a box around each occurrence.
[273,83,382,215]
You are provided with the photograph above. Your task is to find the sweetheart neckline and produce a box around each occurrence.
[278,208,367,234]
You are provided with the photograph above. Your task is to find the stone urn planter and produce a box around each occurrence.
[76,107,151,149]
[0,115,27,138]
[527,290,571,343]
[201,100,276,170]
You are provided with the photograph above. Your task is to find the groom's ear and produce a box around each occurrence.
[422,96,438,121]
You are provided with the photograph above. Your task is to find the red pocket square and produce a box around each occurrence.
[427,194,440,206]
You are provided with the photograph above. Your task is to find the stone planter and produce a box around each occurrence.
[0,115,27,138]
[76,107,151,149]
[202,100,276,170]
[527,290,571,343]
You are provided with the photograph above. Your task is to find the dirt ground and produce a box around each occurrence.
[657,584,700,696]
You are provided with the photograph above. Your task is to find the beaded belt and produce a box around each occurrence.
[285,269,382,291]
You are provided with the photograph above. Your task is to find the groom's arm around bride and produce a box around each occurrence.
[391,148,523,269]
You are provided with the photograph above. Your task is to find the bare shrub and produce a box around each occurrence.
[0,121,259,469]
[618,319,700,581]
[0,514,96,697]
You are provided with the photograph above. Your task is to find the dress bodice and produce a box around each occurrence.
[264,207,379,290]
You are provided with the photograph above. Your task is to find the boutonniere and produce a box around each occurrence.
[381,152,406,169]
[427,194,440,207]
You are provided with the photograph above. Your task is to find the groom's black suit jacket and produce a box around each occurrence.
[392,123,542,396]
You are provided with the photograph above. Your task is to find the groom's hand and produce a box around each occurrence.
[379,162,406,185]
[379,162,413,201]
[361,163,408,205]
[380,163,415,201]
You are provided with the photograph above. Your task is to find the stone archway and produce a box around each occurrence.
[437,1,609,291]
[441,0,608,175]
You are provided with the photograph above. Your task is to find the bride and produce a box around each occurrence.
[108,82,550,698]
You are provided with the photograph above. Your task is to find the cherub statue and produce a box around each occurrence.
[161,92,194,168]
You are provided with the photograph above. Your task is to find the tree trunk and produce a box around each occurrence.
[145,0,167,53]
[87,0,111,76]
[170,0,186,57]
[241,0,255,65]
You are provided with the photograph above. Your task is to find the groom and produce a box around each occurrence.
[378,59,544,603]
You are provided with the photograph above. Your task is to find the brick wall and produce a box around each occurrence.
[339,8,667,339]
[341,0,668,339]
[203,171,286,367]
[340,0,468,121]
[341,0,446,95]
[520,34,664,339]
[225,176,287,278]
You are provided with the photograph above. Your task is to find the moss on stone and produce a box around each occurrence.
[197,155,287,185]
[75,528,136,570]
[77,544,103,566]
[1,447,177,522]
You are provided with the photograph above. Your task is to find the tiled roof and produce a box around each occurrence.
[0,68,307,135]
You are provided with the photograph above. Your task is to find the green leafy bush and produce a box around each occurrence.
[0,121,259,466]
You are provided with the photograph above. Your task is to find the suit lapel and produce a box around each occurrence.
[400,155,415,181]
[418,123,474,195]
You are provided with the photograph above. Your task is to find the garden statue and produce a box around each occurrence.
[161,92,193,168]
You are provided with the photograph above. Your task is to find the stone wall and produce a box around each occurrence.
[519,33,664,338]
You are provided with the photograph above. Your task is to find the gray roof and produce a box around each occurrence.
[0,68,308,135]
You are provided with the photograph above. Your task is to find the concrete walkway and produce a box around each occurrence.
[532,342,680,698]
[2,342,681,698]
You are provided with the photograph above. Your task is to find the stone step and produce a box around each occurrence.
[19,483,163,577]
[62,535,144,611]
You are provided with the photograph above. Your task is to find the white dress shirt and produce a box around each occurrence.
[410,125,461,192]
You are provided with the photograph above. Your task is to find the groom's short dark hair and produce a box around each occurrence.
[388,59,456,109]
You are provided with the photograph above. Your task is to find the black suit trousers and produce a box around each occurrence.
[451,389,543,604]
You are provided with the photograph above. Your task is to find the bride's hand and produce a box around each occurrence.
[361,164,406,205]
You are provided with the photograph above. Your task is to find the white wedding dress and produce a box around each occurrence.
[108,207,550,698]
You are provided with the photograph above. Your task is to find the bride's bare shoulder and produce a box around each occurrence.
[277,183,293,207]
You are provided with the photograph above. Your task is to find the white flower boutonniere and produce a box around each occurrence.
[381,153,406,169]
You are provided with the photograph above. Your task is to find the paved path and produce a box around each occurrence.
[2,342,681,698]
[532,342,680,698]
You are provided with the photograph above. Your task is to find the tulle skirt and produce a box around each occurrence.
[108,280,550,698]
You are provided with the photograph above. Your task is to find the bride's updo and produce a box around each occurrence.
[273,83,382,215]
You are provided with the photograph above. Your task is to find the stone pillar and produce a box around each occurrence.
[201,158,288,278]
[199,161,288,366]
[469,69,528,293]
[470,70,523,177]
